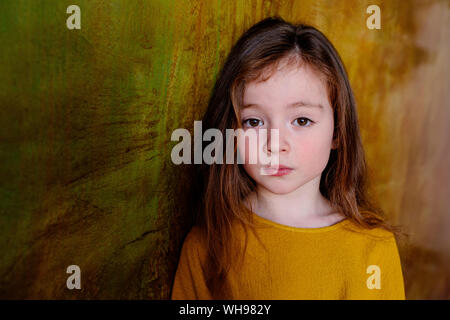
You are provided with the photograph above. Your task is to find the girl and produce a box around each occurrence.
[171,17,406,300]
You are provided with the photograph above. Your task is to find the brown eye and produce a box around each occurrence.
[243,118,263,127]
[293,117,313,127]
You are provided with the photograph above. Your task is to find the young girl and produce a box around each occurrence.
[171,17,406,300]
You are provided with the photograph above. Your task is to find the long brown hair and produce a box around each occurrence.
[193,16,403,299]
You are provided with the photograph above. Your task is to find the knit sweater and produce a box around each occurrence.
[171,212,406,300]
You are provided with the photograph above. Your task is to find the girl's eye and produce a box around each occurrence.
[293,117,313,127]
[243,118,263,128]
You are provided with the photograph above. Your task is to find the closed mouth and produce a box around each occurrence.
[260,166,293,176]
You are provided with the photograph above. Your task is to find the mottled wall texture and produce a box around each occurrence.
[0,0,448,299]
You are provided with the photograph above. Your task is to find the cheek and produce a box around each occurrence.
[237,134,264,180]
[242,163,259,182]
[294,129,333,170]
[236,133,262,165]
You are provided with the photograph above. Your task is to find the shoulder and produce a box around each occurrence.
[342,219,397,243]
[180,225,208,258]
[341,221,402,261]
[184,225,205,244]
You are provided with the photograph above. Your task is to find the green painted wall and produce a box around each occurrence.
[0,0,448,299]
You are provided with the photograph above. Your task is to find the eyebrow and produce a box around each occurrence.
[242,101,324,110]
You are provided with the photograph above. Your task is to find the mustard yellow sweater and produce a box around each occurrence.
[171,213,406,300]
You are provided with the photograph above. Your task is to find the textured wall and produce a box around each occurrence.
[0,0,448,299]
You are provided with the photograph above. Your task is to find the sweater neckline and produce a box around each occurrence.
[251,211,351,233]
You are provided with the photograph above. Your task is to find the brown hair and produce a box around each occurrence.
[192,16,403,299]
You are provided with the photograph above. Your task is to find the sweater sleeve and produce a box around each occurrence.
[382,236,406,299]
[170,226,213,300]
[365,234,406,300]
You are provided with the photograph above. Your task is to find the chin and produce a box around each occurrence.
[257,180,301,195]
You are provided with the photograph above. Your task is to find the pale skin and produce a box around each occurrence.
[238,58,346,228]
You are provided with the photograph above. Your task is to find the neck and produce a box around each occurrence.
[247,175,338,226]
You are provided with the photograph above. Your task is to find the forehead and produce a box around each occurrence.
[242,63,331,111]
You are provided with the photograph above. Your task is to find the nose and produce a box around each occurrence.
[264,126,290,154]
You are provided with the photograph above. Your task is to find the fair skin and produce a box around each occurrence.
[238,58,346,228]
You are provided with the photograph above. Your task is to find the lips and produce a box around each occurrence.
[261,165,293,176]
